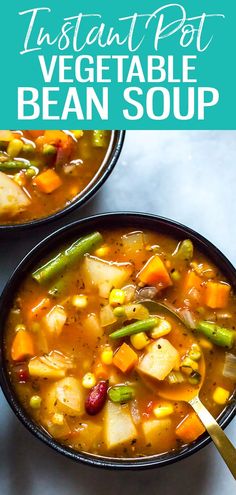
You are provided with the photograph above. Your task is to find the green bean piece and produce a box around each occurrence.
[196,321,235,348]
[108,385,135,404]
[174,239,193,262]
[92,130,108,148]
[0,160,31,171]
[110,317,159,339]
[32,231,103,285]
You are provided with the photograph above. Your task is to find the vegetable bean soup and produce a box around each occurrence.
[0,130,111,224]
[5,229,236,458]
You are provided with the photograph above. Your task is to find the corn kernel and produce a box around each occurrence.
[71,130,83,139]
[82,372,96,389]
[213,386,230,405]
[150,319,172,339]
[109,289,125,307]
[130,332,150,350]
[94,245,110,257]
[52,413,65,425]
[71,295,88,309]
[199,338,213,350]
[153,404,174,419]
[7,138,23,158]
[29,395,42,409]
[101,348,113,365]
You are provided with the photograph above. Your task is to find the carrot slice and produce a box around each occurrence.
[44,130,69,147]
[184,270,203,293]
[113,343,138,373]
[176,412,205,443]
[11,330,34,362]
[28,131,44,139]
[33,169,62,194]
[205,282,230,309]
[138,255,172,288]
[94,362,109,380]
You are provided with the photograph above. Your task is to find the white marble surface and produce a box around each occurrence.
[0,131,236,494]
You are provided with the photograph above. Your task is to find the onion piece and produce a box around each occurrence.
[122,284,136,303]
[124,303,149,321]
[186,287,201,304]
[223,353,236,380]
[40,351,74,370]
[167,371,185,384]
[137,286,158,300]
[100,305,117,327]
[179,309,196,329]
[130,399,141,425]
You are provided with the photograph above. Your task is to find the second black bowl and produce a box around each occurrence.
[0,131,125,234]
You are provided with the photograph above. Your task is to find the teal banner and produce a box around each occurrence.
[0,1,235,129]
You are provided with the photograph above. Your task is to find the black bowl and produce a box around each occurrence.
[0,131,125,234]
[0,212,235,469]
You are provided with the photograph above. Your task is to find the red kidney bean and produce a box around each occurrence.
[13,362,29,383]
[85,380,108,415]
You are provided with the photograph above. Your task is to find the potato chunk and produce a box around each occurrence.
[55,377,85,416]
[28,351,73,379]
[0,171,30,218]
[138,338,179,380]
[143,419,173,452]
[44,377,85,417]
[83,255,133,298]
[104,401,137,449]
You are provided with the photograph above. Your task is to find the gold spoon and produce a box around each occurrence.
[140,299,236,479]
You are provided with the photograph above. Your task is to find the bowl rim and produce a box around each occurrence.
[0,131,125,233]
[0,211,235,470]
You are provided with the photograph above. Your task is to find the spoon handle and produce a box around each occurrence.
[190,395,236,479]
